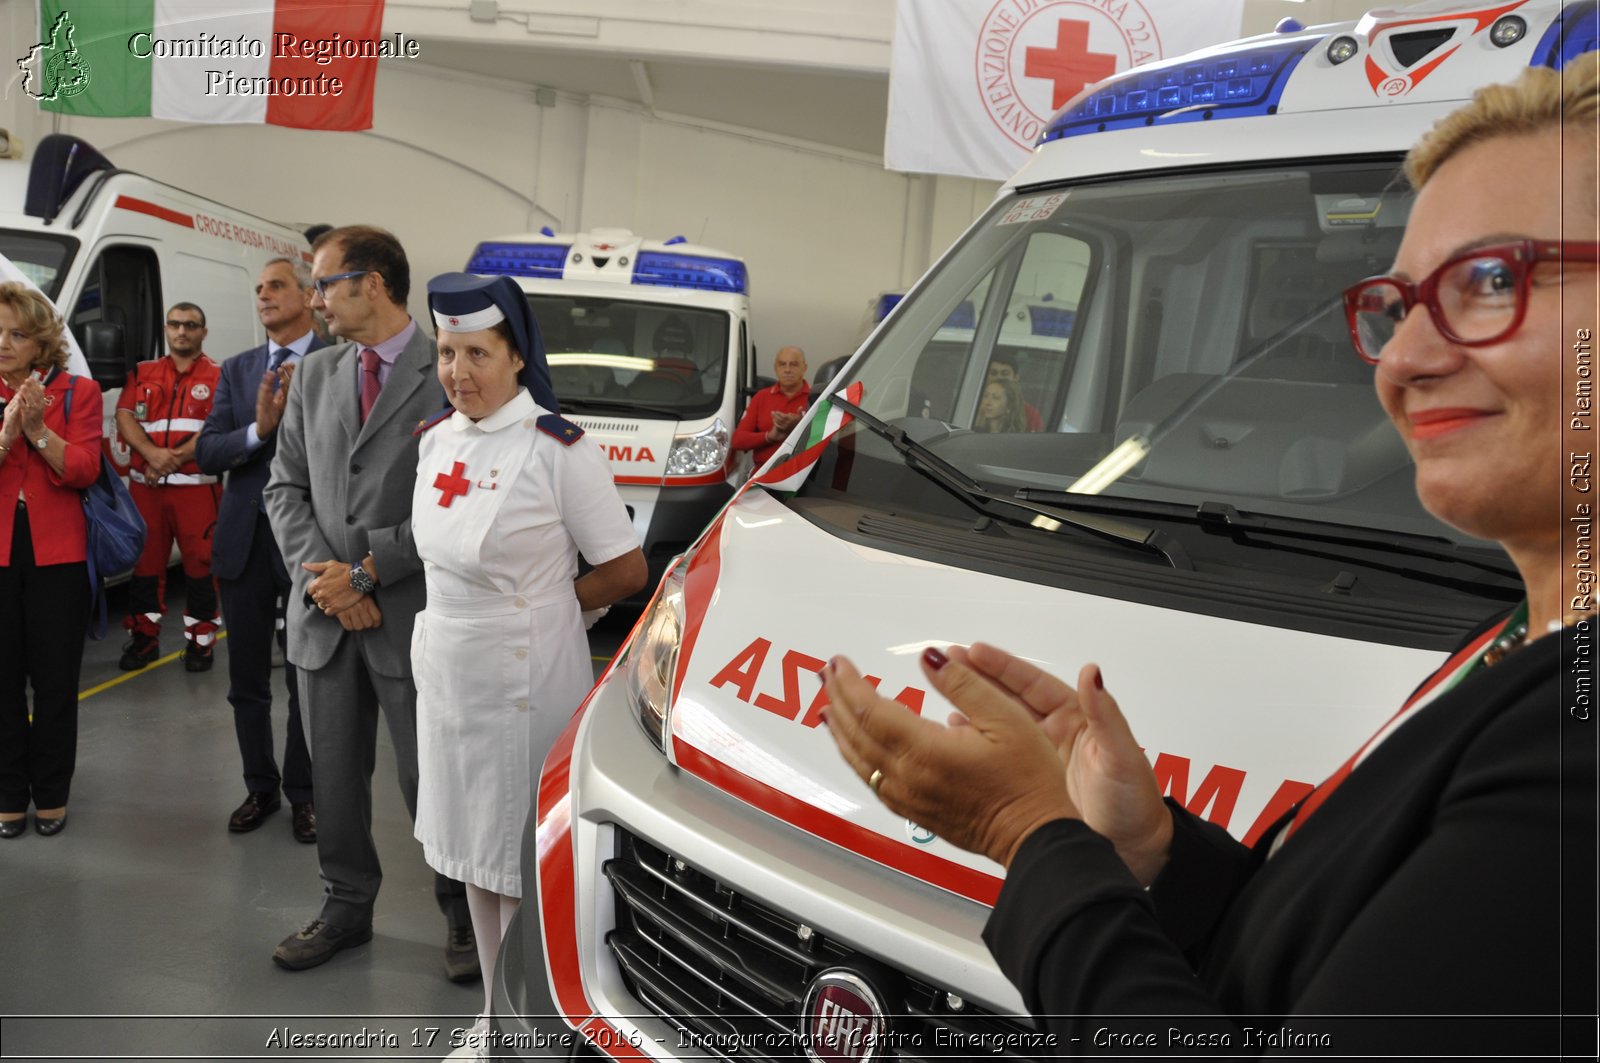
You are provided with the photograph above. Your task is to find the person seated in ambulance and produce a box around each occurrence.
[410,273,646,1035]
[973,378,1026,434]
[732,345,809,468]
[985,352,1042,432]
[0,283,101,839]
[823,57,1598,1046]
[115,302,223,672]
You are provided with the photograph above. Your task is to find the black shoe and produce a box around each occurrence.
[0,816,24,839]
[34,811,66,836]
[444,924,481,983]
[290,802,317,844]
[228,791,281,833]
[119,633,160,671]
[183,642,214,673]
[272,918,373,971]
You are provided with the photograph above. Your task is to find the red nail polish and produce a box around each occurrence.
[923,647,948,671]
[1093,668,1104,690]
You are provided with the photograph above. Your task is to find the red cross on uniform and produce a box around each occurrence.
[1025,20,1120,110]
[434,461,471,507]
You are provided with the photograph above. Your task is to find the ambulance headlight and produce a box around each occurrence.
[1489,16,1525,48]
[665,419,728,477]
[623,562,686,751]
[1325,36,1358,65]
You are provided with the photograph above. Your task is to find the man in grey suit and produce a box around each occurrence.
[264,226,474,977]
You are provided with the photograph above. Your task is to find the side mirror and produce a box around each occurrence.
[81,321,127,390]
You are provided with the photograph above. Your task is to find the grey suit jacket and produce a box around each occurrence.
[265,325,445,676]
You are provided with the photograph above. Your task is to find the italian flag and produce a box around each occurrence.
[37,0,384,130]
[752,381,865,495]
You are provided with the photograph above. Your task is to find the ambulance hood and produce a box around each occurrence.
[660,488,1447,902]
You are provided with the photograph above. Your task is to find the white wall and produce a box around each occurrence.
[1,32,991,372]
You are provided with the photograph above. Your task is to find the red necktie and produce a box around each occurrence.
[359,348,381,424]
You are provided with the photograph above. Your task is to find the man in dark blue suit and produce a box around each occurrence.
[196,258,323,841]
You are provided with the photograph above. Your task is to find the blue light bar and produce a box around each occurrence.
[466,241,570,279]
[1531,0,1599,69]
[873,293,904,323]
[632,251,748,293]
[1029,305,1075,337]
[943,302,976,330]
[1040,38,1314,143]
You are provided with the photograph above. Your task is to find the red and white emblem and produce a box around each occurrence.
[974,0,1162,150]
[801,970,886,1063]
[449,316,460,326]
[191,383,210,401]
[1360,1,1522,99]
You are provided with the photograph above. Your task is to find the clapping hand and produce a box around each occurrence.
[822,644,1171,881]
[255,363,294,438]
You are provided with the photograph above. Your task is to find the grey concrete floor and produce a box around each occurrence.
[0,583,634,1062]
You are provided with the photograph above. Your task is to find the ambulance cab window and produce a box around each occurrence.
[0,231,78,300]
[71,244,162,389]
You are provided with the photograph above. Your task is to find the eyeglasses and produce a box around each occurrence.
[313,270,373,297]
[1343,239,1600,365]
[165,320,204,330]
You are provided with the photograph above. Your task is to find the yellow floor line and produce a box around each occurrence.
[77,630,230,701]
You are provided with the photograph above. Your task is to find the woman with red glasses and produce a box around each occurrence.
[823,56,1598,1051]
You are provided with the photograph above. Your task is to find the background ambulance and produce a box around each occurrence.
[0,133,308,471]
[465,228,756,595]
[499,0,1592,1054]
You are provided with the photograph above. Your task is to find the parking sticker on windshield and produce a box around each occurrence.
[998,193,1067,225]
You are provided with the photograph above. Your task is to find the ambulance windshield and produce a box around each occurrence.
[0,230,77,300]
[808,160,1503,555]
[528,294,730,420]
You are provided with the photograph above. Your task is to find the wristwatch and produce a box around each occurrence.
[349,562,376,595]
[34,432,48,450]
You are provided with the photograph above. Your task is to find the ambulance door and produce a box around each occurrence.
[165,250,258,360]
[66,242,164,470]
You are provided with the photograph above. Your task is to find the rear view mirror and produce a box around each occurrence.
[81,320,127,390]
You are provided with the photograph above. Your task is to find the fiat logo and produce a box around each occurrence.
[801,969,886,1063]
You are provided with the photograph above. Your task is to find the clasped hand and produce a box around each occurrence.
[303,559,381,630]
[822,643,1172,882]
[2,377,46,445]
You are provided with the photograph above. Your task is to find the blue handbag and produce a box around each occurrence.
[64,377,147,638]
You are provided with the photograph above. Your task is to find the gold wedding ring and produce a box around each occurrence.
[868,768,884,795]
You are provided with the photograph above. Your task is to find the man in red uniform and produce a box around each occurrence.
[115,302,222,672]
[731,345,809,468]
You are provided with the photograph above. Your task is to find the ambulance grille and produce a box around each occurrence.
[572,418,639,433]
[603,828,1039,1060]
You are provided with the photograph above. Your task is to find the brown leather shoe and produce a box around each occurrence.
[291,802,317,844]
[228,791,281,832]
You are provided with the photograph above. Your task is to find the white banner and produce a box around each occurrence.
[886,0,1247,180]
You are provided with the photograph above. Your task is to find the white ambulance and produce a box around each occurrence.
[498,1,1590,1056]
[0,133,308,469]
[465,228,756,594]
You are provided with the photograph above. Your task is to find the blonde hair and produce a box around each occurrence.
[0,282,71,372]
[1406,53,1599,188]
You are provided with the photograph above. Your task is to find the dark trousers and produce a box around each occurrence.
[218,516,311,804]
[0,504,90,812]
[302,632,467,930]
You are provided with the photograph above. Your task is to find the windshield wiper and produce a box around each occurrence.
[559,397,682,419]
[1187,501,1520,581]
[828,397,1191,569]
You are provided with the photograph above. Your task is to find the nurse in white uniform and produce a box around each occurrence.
[411,273,646,1024]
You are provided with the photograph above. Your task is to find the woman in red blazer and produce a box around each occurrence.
[0,282,103,838]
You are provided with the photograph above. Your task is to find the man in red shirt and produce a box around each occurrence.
[115,302,222,672]
[732,346,809,468]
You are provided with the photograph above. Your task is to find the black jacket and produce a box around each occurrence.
[983,620,1597,1058]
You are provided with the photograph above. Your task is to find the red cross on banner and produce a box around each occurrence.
[1025,20,1119,111]
[434,461,471,507]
